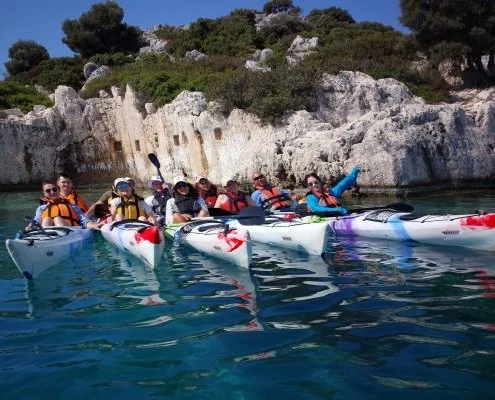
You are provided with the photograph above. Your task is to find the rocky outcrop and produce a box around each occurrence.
[0,71,494,193]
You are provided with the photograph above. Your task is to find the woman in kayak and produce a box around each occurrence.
[29,181,101,230]
[109,177,157,224]
[214,178,256,213]
[165,176,209,225]
[304,167,360,215]
[195,177,218,208]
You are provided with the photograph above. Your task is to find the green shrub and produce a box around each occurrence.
[0,80,52,112]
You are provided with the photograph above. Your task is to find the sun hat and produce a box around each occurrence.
[114,177,129,188]
[147,175,163,189]
[173,175,188,186]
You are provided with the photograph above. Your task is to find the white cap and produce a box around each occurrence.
[147,175,163,189]
[222,177,237,187]
[173,175,188,186]
[124,177,135,187]
[114,177,128,187]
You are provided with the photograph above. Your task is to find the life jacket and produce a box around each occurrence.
[40,197,81,226]
[114,194,145,219]
[199,185,218,206]
[257,185,291,211]
[305,190,340,211]
[174,193,203,217]
[150,190,172,216]
[62,190,87,213]
[218,191,248,213]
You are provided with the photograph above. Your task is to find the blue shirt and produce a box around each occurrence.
[306,167,360,214]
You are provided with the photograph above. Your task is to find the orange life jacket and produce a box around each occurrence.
[40,198,81,226]
[62,190,88,213]
[258,185,290,211]
[218,191,248,213]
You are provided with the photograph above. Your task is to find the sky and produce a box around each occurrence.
[0,0,407,78]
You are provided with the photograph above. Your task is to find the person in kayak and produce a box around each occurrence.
[109,177,157,224]
[250,171,292,211]
[165,176,209,225]
[304,167,360,215]
[195,177,218,208]
[57,173,91,213]
[29,181,101,230]
[214,178,256,213]
[144,175,172,226]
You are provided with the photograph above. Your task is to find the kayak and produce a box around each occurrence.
[327,209,495,251]
[165,220,252,268]
[100,220,165,268]
[5,226,93,279]
[227,215,329,256]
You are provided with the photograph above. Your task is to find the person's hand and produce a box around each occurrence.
[182,213,192,221]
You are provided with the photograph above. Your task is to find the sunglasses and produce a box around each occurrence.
[44,187,59,193]
[307,181,321,187]
[253,174,264,181]
[116,183,131,190]
[175,182,189,189]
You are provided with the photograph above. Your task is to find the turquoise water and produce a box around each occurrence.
[1,190,495,399]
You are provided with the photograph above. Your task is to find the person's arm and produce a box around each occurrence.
[140,200,158,225]
[331,167,360,198]
[306,193,348,215]
[71,204,102,230]
[165,198,181,225]
[196,198,209,218]
[213,194,227,209]
[25,205,45,230]
[245,194,256,207]
[251,190,261,207]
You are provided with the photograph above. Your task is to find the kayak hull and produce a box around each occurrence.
[327,210,495,251]
[5,226,93,279]
[101,221,165,268]
[165,221,253,268]
[228,216,329,256]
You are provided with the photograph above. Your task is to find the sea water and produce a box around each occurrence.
[1,189,495,400]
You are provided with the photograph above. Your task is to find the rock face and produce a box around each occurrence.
[0,71,494,193]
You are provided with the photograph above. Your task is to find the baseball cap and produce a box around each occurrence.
[147,175,163,189]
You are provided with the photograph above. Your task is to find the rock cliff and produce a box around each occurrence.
[0,71,494,193]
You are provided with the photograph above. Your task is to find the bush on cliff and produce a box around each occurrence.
[0,80,52,112]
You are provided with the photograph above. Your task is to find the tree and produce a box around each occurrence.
[61,0,142,57]
[5,40,49,76]
[400,0,495,79]
[262,0,301,15]
[306,7,355,34]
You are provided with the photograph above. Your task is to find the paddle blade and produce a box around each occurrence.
[235,206,266,225]
[386,203,414,212]
[148,153,160,169]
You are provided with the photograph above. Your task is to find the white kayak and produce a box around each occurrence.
[165,220,252,268]
[6,226,93,279]
[226,211,329,256]
[327,209,495,252]
[101,220,165,268]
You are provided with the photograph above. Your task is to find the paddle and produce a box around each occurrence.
[23,216,46,233]
[148,153,164,182]
[292,202,413,217]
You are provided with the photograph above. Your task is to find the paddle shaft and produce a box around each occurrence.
[148,153,165,182]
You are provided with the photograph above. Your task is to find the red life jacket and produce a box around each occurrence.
[258,185,290,211]
[218,191,248,213]
[305,190,340,211]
